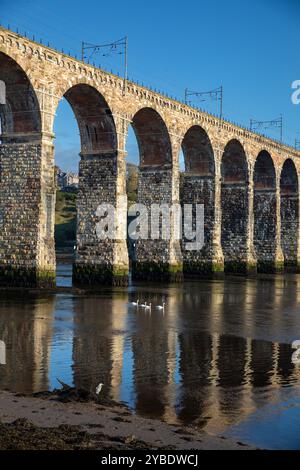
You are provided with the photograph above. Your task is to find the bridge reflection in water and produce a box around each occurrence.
[0,271,300,441]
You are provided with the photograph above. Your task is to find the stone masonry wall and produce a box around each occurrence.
[254,190,277,271]
[73,153,128,286]
[133,167,182,281]
[281,194,298,266]
[39,141,56,277]
[0,143,55,286]
[221,184,248,272]
[181,175,215,275]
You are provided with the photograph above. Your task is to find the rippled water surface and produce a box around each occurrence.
[1,263,300,449]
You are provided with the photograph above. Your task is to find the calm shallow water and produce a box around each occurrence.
[1,264,300,448]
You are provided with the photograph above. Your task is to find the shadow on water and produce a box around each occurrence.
[0,265,300,448]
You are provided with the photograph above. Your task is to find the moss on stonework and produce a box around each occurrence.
[274,260,285,273]
[257,260,284,274]
[73,264,128,286]
[283,260,300,272]
[132,262,183,282]
[183,261,224,277]
[0,266,55,288]
[37,270,56,288]
[211,262,225,273]
[224,260,257,275]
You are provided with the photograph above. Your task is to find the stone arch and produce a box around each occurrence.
[180,125,216,275]
[0,51,41,141]
[221,139,249,272]
[53,84,127,286]
[129,107,182,280]
[280,158,299,267]
[131,107,172,167]
[0,52,47,287]
[59,83,117,155]
[253,150,277,272]
[181,125,215,175]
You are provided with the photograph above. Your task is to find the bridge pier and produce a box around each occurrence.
[73,151,129,286]
[244,178,258,274]
[181,173,224,276]
[221,141,257,274]
[180,125,224,277]
[280,159,300,269]
[130,108,183,282]
[253,151,284,273]
[0,138,56,287]
[132,165,183,282]
[274,175,285,272]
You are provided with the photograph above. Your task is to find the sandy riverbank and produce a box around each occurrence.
[0,389,256,450]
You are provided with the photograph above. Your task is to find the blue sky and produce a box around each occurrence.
[1,0,299,171]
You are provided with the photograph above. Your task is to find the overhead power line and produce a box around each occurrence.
[250,115,283,142]
[81,37,128,94]
[184,86,223,119]
[295,139,300,151]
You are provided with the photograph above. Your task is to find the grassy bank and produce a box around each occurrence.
[55,190,77,249]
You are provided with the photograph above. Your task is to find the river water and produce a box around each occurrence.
[0,263,300,449]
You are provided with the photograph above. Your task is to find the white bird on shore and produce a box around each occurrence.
[156,302,165,310]
[96,383,103,395]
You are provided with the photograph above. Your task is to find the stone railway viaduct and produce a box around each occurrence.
[0,26,300,287]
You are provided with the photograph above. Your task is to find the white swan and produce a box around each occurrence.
[140,301,147,308]
[156,302,165,310]
[96,383,103,395]
[145,303,152,311]
[130,300,139,306]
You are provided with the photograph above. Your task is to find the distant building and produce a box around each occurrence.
[64,172,79,188]
[56,167,79,190]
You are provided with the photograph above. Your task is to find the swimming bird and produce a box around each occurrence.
[130,300,139,306]
[140,301,147,308]
[156,302,165,310]
[145,303,152,311]
[96,383,103,395]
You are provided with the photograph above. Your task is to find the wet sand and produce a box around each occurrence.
[0,390,255,450]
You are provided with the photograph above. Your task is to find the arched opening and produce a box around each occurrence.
[131,107,172,168]
[0,52,41,141]
[253,150,276,272]
[129,107,178,280]
[125,124,139,264]
[280,159,299,267]
[54,84,118,286]
[221,139,248,272]
[182,126,214,175]
[63,84,117,154]
[0,53,44,286]
[54,98,80,285]
[180,125,215,275]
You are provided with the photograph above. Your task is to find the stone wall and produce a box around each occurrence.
[181,175,216,275]
[73,152,128,286]
[221,183,248,272]
[254,190,277,271]
[133,166,182,281]
[0,142,55,286]
[281,193,298,267]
